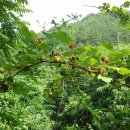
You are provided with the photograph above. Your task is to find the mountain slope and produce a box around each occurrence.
[70,13,130,45]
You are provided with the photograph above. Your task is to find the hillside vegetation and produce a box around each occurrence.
[69,13,130,45]
[0,1,130,130]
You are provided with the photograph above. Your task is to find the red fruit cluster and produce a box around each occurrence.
[101,57,110,64]
[69,44,76,49]
[31,38,44,44]
[98,68,103,74]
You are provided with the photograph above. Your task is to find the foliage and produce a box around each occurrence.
[99,1,130,29]
[64,13,130,45]
[0,0,31,41]
[0,0,130,130]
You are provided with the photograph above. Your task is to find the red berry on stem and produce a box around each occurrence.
[98,68,103,73]
[101,57,110,64]
[69,44,76,49]
[104,58,110,64]
[37,38,43,43]
[35,39,39,43]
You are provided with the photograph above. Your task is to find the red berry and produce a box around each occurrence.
[32,39,42,44]
[35,39,39,43]
[98,68,103,73]
[104,58,110,64]
[38,39,42,43]
[69,44,76,49]
[101,57,110,64]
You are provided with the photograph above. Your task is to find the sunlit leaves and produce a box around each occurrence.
[119,68,130,75]
[97,74,112,83]
[0,1,130,129]
[52,30,73,44]
[99,1,130,30]
[99,43,113,50]
[87,58,98,65]
[84,46,101,58]
[122,1,130,8]
[123,23,130,30]
[18,24,33,43]
[111,6,119,13]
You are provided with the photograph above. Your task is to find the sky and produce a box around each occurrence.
[23,0,128,32]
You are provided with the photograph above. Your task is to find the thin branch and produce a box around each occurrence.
[3,59,130,88]
[4,60,66,82]
[4,60,91,82]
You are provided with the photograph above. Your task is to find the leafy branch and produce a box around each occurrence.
[3,60,91,81]
[3,59,130,88]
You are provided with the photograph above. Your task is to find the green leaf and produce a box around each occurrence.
[0,33,9,41]
[121,49,130,56]
[0,73,4,80]
[109,66,130,75]
[12,82,32,96]
[30,30,37,39]
[110,51,124,59]
[111,6,119,13]
[63,51,74,57]
[122,1,130,8]
[54,73,63,79]
[121,8,127,15]
[53,30,73,44]
[18,24,32,43]
[37,42,51,54]
[118,67,130,75]
[98,74,113,83]
[84,46,101,58]
[108,66,120,71]
[87,58,98,65]
[105,2,110,8]
[100,43,113,50]
[48,98,56,104]
[123,23,130,30]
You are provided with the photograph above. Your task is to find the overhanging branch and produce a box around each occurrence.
[2,59,130,88]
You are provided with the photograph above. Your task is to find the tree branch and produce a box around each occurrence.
[3,59,130,88]
[4,60,66,82]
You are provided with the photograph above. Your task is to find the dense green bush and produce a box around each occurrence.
[50,72,130,130]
